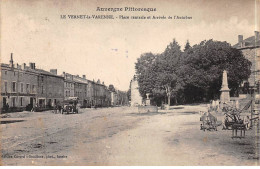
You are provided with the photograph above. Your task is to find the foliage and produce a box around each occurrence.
[181,39,251,102]
[135,39,252,105]
[108,84,116,92]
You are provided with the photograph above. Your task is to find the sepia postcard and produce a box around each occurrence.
[0,0,260,166]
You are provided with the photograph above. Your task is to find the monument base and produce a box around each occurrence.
[138,105,158,113]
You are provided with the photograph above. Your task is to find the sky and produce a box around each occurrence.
[1,0,259,91]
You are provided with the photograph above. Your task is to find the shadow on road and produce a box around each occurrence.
[0,120,25,124]
[126,112,166,116]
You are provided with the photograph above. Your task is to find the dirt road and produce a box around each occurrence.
[1,105,259,165]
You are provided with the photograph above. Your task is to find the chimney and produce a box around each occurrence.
[238,35,244,48]
[76,75,79,78]
[16,63,21,69]
[22,63,26,70]
[255,31,260,44]
[29,63,33,69]
[29,62,35,69]
[9,53,14,68]
[50,69,57,75]
[82,75,86,79]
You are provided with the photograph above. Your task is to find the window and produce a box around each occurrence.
[41,86,44,94]
[32,85,35,93]
[4,82,7,92]
[12,97,16,107]
[12,82,16,92]
[21,83,24,93]
[26,84,30,93]
[20,97,23,106]
[5,71,7,75]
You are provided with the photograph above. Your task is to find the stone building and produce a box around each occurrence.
[94,80,107,107]
[35,68,64,108]
[111,91,118,106]
[130,75,142,106]
[0,54,38,111]
[62,72,75,100]
[0,54,64,111]
[104,86,111,107]
[73,75,88,107]
[1,54,117,112]
[233,31,260,94]
[86,80,95,107]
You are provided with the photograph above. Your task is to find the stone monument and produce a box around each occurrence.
[130,75,143,107]
[138,93,158,113]
[220,70,230,103]
[145,93,151,106]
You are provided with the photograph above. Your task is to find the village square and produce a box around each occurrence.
[1,0,260,166]
[1,30,260,165]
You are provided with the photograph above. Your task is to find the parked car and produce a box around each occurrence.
[62,97,79,114]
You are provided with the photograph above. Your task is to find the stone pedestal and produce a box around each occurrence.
[146,99,150,106]
[145,93,151,106]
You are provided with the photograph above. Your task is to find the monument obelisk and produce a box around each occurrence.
[220,70,230,103]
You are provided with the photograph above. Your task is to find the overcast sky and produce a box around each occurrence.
[1,0,259,91]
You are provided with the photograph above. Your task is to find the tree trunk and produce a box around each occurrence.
[167,93,171,110]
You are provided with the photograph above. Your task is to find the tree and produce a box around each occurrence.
[181,39,251,102]
[135,52,158,98]
[135,40,183,109]
[108,84,116,92]
[184,40,191,52]
[154,39,183,108]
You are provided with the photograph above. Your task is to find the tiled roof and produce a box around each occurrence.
[233,36,260,49]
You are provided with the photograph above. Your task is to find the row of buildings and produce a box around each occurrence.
[0,55,128,112]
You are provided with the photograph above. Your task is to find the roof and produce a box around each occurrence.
[73,78,88,85]
[233,35,260,49]
[35,68,64,78]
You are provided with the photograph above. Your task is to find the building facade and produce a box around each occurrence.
[36,69,64,108]
[1,54,125,112]
[1,54,64,112]
[62,72,75,100]
[73,75,88,107]
[233,31,260,94]
[0,54,38,111]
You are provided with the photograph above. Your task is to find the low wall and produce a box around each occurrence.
[138,105,158,113]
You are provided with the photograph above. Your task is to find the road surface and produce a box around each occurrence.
[0,105,259,165]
